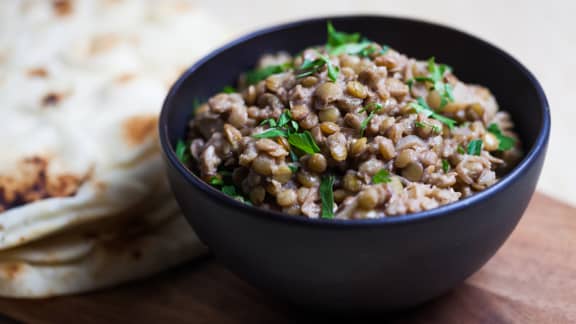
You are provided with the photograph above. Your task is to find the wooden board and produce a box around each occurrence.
[0,193,573,323]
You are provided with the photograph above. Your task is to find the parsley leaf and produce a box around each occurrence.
[245,62,292,85]
[211,174,251,205]
[296,55,339,82]
[260,118,277,127]
[407,57,454,109]
[252,111,320,155]
[415,121,442,133]
[360,103,383,136]
[222,85,236,93]
[467,139,483,156]
[372,169,391,184]
[457,145,466,154]
[409,97,456,129]
[320,175,335,219]
[252,128,288,139]
[329,41,375,56]
[175,139,190,164]
[327,21,360,48]
[287,131,320,154]
[487,123,516,151]
[209,175,224,186]
[277,110,292,127]
[442,159,450,173]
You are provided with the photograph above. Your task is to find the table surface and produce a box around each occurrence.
[193,0,576,207]
[0,193,572,323]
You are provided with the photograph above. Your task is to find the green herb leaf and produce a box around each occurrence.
[408,57,454,109]
[329,41,376,56]
[175,139,189,164]
[296,55,339,82]
[320,175,335,219]
[442,159,450,173]
[359,103,383,136]
[287,131,321,154]
[414,121,441,133]
[222,85,236,93]
[252,128,288,139]
[260,118,277,127]
[221,185,237,196]
[467,139,483,156]
[289,149,299,162]
[277,110,291,127]
[409,98,456,129]
[245,62,292,85]
[327,21,360,48]
[209,176,224,186]
[487,123,516,151]
[372,169,391,184]
[457,145,466,154]
[288,163,298,173]
[325,58,340,82]
[295,58,324,79]
[291,120,299,132]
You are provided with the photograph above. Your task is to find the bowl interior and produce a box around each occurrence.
[163,16,546,158]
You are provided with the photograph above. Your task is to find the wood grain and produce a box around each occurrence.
[0,193,573,324]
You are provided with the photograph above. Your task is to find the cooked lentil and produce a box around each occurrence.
[182,22,522,219]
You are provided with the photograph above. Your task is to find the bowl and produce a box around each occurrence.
[159,15,550,310]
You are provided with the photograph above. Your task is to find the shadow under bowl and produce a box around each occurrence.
[159,15,550,311]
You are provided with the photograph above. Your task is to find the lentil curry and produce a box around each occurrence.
[178,22,522,219]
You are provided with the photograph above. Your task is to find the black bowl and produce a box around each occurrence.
[159,16,550,310]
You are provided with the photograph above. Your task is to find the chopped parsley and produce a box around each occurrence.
[252,110,321,155]
[326,21,361,49]
[409,97,456,129]
[487,123,516,151]
[245,62,293,85]
[210,172,251,205]
[251,128,288,139]
[414,121,442,133]
[287,131,321,154]
[209,175,224,186]
[222,85,236,93]
[442,159,450,173]
[457,145,466,154]
[408,57,454,109]
[467,139,483,156]
[359,102,383,136]
[320,175,335,219]
[372,169,391,184]
[296,55,339,82]
[175,139,190,164]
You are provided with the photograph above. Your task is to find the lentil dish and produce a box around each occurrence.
[177,22,523,219]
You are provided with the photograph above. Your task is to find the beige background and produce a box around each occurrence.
[193,0,576,206]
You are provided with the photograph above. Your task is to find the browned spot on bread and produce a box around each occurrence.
[122,115,159,146]
[115,73,136,83]
[52,0,73,16]
[0,157,85,212]
[89,34,121,55]
[1,263,22,280]
[42,92,63,107]
[28,67,49,78]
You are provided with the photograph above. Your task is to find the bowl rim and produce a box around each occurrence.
[159,14,551,227]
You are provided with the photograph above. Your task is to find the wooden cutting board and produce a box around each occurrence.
[0,193,573,324]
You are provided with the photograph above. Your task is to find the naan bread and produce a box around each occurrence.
[0,0,227,297]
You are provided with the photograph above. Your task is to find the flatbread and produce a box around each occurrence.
[0,0,228,297]
[0,216,204,298]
